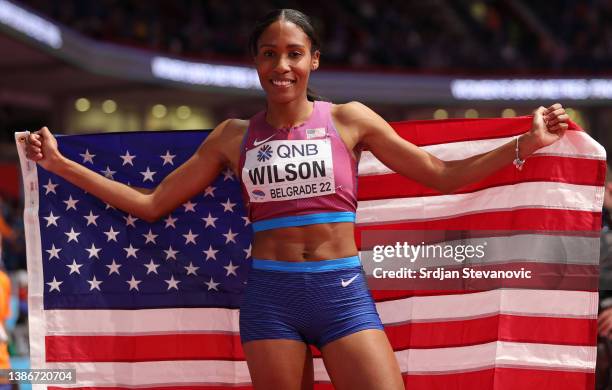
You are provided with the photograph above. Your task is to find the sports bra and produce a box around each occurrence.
[238,100,359,232]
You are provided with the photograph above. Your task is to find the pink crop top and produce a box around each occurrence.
[238,100,359,232]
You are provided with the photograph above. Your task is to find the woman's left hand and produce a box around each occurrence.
[529,103,569,149]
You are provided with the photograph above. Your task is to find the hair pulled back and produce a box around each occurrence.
[248,9,326,102]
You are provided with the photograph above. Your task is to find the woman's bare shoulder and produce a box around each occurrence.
[217,118,249,136]
[331,101,376,125]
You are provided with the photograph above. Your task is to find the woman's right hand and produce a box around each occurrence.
[25,127,64,172]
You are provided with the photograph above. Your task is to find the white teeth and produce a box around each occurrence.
[272,80,293,86]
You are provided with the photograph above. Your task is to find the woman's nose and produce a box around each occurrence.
[273,55,291,72]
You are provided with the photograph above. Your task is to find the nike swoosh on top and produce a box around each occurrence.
[341,274,359,287]
[253,134,276,147]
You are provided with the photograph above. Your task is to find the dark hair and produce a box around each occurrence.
[248,9,327,102]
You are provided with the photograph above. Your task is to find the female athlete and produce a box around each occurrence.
[25,8,569,390]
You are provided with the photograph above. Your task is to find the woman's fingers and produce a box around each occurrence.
[29,133,41,147]
[546,114,570,127]
[545,103,562,113]
[546,108,566,119]
[548,122,568,133]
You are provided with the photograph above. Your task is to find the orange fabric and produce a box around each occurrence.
[0,271,10,368]
[0,216,14,240]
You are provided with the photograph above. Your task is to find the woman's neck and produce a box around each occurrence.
[265,98,314,129]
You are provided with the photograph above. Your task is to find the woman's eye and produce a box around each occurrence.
[290,51,303,58]
[263,51,274,57]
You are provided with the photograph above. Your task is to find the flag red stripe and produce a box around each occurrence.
[389,117,581,146]
[401,367,593,390]
[384,314,596,349]
[45,315,594,362]
[358,156,605,200]
[47,367,594,390]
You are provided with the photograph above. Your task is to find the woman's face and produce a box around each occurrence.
[254,20,319,104]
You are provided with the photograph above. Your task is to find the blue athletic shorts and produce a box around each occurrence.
[239,255,384,349]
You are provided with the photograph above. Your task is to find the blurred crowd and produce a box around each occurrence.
[18,0,612,74]
[0,195,29,368]
[0,197,25,272]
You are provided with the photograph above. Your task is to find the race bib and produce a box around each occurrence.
[242,138,336,202]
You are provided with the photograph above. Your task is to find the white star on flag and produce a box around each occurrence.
[223,228,238,244]
[242,217,251,226]
[222,168,234,181]
[120,150,136,166]
[104,226,120,242]
[204,186,216,197]
[221,198,236,213]
[87,276,103,291]
[184,262,199,276]
[63,195,79,211]
[160,150,176,166]
[44,211,60,227]
[124,214,138,227]
[182,230,198,245]
[100,166,116,179]
[224,260,239,276]
[202,213,217,228]
[79,149,95,164]
[46,244,62,260]
[205,277,219,291]
[165,275,180,290]
[83,211,99,226]
[244,244,252,259]
[64,227,81,243]
[164,215,177,229]
[142,229,158,244]
[47,277,62,292]
[140,166,156,182]
[85,243,102,259]
[203,245,218,261]
[164,245,179,260]
[123,244,139,259]
[183,201,196,212]
[126,275,141,291]
[144,260,160,275]
[106,259,122,275]
[43,179,58,195]
[66,259,83,275]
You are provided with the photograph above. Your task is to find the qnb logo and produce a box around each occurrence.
[257,144,273,162]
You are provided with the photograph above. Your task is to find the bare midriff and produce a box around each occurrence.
[251,222,358,262]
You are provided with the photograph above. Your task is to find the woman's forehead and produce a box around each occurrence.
[258,20,310,48]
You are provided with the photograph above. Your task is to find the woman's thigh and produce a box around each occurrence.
[320,329,404,390]
[243,339,314,390]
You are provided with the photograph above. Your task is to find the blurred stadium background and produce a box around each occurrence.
[0,0,611,388]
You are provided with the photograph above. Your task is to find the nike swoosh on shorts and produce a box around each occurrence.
[341,274,359,287]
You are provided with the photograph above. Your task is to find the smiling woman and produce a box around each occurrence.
[24,7,570,390]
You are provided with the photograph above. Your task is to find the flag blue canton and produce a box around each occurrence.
[38,130,252,309]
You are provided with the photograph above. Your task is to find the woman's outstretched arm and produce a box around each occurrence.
[336,102,568,194]
[25,120,236,222]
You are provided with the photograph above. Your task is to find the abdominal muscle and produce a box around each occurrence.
[251,222,358,261]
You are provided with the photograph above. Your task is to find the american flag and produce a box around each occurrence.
[16,116,603,390]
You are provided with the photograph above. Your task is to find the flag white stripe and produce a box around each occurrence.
[359,131,606,176]
[44,289,596,334]
[42,341,595,386]
[356,182,602,224]
[376,289,597,324]
[15,132,47,370]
